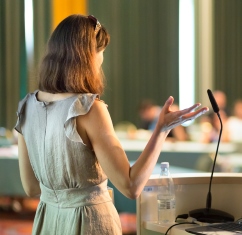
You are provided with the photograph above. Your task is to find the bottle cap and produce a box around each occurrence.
[160,162,169,168]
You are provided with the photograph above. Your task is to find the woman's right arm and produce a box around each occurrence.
[77,96,208,199]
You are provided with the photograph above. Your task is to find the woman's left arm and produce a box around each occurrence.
[18,133,41,197]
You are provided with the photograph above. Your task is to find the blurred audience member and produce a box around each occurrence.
[213,90,230,115]
[138,99,161,131]
[138,99,189,141]
[227,99,242,143]
[213,90,226,107]
[197,90,231,143]
[199,90,229,123]
[200,110,230,143]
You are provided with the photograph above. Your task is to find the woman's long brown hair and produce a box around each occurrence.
[38,14,110,95]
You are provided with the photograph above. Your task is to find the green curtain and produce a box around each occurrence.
[0,0,26,130]
[88,0,179,127]
[1,0,241,130]
[213,0,242,111]
[30,0,52,92]
[0,0,52,130]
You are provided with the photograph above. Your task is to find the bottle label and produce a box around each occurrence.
[143,186,156,192]
[157,198,176,223]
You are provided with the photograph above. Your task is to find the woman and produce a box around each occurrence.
[15,14,208,234]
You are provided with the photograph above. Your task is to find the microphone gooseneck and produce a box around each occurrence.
[206,111,222,210]
[188,89,234,223]
[206,89,222,210]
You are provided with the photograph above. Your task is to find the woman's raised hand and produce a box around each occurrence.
[157,96,209,133]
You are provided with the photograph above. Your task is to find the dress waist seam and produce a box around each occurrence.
[39,180,112,208]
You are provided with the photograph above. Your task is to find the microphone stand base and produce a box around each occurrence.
[189,208,234,223]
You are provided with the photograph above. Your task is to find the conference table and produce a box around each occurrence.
[120,139,237,168]
[0,140,240,213]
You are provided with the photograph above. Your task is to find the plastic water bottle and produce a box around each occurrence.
[157,162,176,224]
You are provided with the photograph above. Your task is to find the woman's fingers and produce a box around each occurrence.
[162,96,174,111]
[182,107,209,121]
[163,97,207,116]
[164,107,208,131]
[160,96,209,127]
[159,97,209,132]
[177,103,201,116]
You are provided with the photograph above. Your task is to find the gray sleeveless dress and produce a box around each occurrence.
[15,91,122,235]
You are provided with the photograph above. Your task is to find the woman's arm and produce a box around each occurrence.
[18,133,41,197]
[77,96,208,199]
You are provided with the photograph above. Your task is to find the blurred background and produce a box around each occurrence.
[0,0,242,234]
[0,0,242,130]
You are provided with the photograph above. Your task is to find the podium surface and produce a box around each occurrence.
[137,173,242,235]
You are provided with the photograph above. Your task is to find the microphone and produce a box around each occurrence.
[207,89,219,113]
[188,89,234,223]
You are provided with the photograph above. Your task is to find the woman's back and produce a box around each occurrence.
[15,90,121,234]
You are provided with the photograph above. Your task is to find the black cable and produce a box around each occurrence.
[164,222,196,235]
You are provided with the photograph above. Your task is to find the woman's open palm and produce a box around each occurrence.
[157,96,209,132]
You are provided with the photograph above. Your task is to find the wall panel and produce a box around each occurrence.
[213,0,242,112]
[88,0,179,126]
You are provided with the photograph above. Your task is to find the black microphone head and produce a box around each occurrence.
[207,89,220,113]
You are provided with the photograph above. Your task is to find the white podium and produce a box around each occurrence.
[136,173,242,235]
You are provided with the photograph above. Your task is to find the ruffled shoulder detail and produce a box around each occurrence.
[14,93,32,134]
[64,93,99,142]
